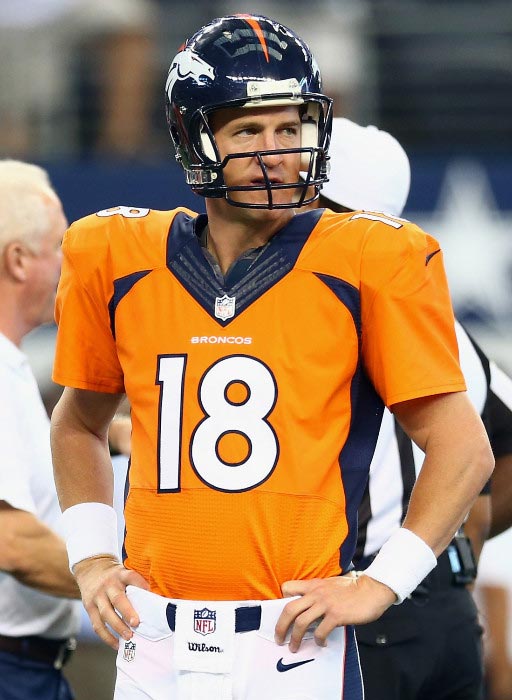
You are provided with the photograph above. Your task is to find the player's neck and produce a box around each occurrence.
[205,202,294,275]
[204,225,253,276]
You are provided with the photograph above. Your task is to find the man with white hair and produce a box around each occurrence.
[0,160,82,699]
[320,118,512,700]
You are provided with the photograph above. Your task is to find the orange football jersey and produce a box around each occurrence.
[53,205,465,600]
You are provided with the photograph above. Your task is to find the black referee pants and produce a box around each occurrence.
[355,586,483,700]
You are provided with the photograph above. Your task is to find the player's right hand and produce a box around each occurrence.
[73,555,150,649]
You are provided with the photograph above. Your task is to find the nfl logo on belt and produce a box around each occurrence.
[194,607,216,636]
[215,294,236,320]
[123,640,136,662]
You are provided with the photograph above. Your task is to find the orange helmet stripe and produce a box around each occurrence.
[238,15,270,63]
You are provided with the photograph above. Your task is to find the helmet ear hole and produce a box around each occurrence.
[200,126,216,162]
[300,119,318,171]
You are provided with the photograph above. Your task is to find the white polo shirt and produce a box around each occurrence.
[0,332,81,638]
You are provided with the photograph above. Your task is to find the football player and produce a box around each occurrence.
[50,15,493,700]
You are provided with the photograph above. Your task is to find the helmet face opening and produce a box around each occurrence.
[165,14,333,209]
[207,146,326,210]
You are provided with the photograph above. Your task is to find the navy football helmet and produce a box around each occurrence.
[165,14,333,209]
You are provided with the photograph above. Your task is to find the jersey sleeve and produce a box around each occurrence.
[53,215,125,393]
[360,219,466,406]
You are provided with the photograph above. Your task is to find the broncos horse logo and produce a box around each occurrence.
[166,49,215,99]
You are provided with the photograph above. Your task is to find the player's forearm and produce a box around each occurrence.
[51,425,114,509]
[0,509,80,598]
[402,428,493,556]
[393,392,494,556]
[50,393,116,510]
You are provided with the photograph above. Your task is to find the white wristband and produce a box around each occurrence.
[61,502,120,572]
[364,528,437,604]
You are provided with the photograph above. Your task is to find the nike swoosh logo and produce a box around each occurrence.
[276,657,315,672]
[425,249,441,266]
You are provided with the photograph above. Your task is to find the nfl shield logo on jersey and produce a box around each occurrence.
[123,640,136,662]
[194,608,216,636]
[215,294,236,320]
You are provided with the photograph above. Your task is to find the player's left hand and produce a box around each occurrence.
[275,574,396,652]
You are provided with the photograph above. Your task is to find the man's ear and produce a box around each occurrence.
[3,241,30,282]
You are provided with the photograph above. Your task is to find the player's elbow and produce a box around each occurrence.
[474,433,495,486]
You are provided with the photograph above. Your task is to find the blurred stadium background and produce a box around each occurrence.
[2,0,511,697]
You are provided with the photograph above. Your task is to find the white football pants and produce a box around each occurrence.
[114,586,363,700]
